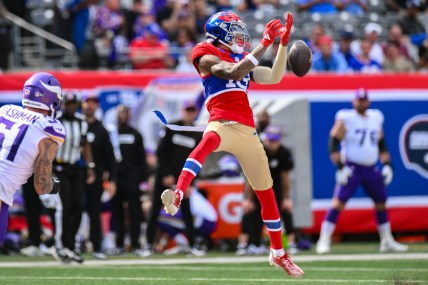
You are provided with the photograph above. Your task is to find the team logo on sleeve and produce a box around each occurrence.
[399,115,428,178]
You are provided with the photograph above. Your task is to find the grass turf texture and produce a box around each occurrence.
[0,242,427,285]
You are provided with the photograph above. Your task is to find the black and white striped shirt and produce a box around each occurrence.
[55,112,88,164]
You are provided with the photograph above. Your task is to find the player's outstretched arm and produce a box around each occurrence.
[198,19,283,81]
[253,13,293,84]
[34,138,59,195]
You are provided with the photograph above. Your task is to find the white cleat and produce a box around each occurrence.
[188,247,206,257]
[140,245,154,257]
[316,237,331,254]
[269,251,304,278]
[20,245,44,257]
[380,239,409,253]
[161,189,180,215]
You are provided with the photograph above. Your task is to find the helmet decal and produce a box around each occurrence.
[205,11,250,54]
[22,72,63,118]
[40,80,62,100]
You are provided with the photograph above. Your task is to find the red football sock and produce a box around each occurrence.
[255,188,283,250]
[176,131,220,194]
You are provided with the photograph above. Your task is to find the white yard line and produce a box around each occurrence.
[0,276,426,284]
[38,265,428,273]
[0,253,427,268]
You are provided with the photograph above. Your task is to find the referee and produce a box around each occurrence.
[54,92,96,263]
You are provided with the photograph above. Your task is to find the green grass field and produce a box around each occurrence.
[0,242,427,285]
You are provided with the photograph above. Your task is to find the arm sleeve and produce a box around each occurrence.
[253,44,288,84]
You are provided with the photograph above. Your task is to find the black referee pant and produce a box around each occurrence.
[145,173,195,247]
[55,164,85,251]
[85,174,104,253]
[22,175,42,247]
[241,197,294,246]
[241,198,264,246]
[112,177,143,250]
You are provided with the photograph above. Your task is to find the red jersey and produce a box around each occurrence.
[192,42,255,128]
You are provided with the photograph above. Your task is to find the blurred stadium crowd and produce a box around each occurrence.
[0,0,428,72]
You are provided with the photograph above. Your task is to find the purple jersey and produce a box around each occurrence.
[337,108,384,166]
[0,105,65,206]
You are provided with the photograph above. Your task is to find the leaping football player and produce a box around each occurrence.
[160,11,304,277]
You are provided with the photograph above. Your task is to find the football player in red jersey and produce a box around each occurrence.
[160,11,303,277]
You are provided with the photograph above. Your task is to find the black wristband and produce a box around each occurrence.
[336,161,344,169]
[378,138,388,153]
[329,136,341,153]
[50,177,61,194]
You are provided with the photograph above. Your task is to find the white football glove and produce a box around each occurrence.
[39,194,60,209]
[335,165,353,185]
[381,164,393,185]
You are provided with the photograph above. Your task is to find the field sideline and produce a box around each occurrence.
[0,243,427,285]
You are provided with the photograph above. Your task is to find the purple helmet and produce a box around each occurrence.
[22,72,63,117]
[218,154,241,177]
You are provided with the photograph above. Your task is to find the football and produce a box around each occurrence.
[287,40,312,77]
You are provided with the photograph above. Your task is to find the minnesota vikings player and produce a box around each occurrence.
[0,72,65,244]
[160,11,304,277]
[316,88,408,254]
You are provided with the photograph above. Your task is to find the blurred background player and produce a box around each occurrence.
[151,188,217,255]
[316,88,409,254]
[110,105,148,255]
[20,175,52,257]
[142,100,204,257]
[81,93,117,259]
[50,91,96,263]
[160,11,303,277]
[0,72,64,244]
[255,109,271,134]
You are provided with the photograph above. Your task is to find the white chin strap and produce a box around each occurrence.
[218,39,244,54]
[50,104,56,118]
[229,43,244,54]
